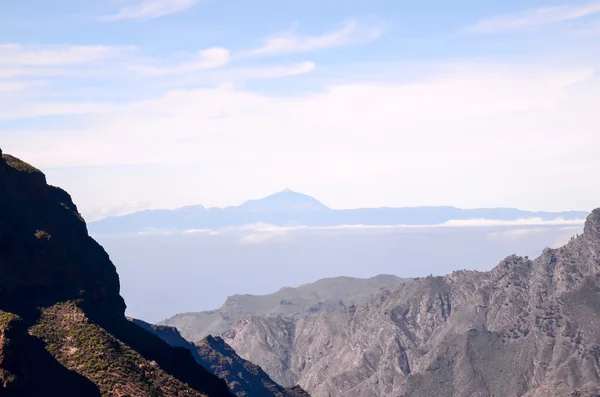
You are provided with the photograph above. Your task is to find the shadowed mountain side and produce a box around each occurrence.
[88,189,588,234]
[0,149,232,397]
[132,319,309,397]
[160,274,407,341]
[224,210,600,397]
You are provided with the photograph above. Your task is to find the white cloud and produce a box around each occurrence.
[101,0,200,21]
[4,60,600,214]
[151,61,316,87]
[0,102,116,121]
[442,218,585,227]
[219,61,316,79]
[130,47,231,76]
[238,231,290,245]
[0,80,45,93]
[234,220,585,245]
[0,44,133,67]
[0,44,135,96]
[466,2,600,34]
[108,220,586,244]
[183,229,219,235]
[241,19,383,57]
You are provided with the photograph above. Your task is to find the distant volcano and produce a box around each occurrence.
[234,189,330,212]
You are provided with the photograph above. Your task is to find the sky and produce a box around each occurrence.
[1,0,600,220]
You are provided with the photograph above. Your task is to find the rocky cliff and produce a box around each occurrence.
[132,319,309,397]
[0,149,232,396]
[225,211,600,396]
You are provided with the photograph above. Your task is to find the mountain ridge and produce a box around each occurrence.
[89,189,588,234]
[222,209,600,396]
[159,274,408,341]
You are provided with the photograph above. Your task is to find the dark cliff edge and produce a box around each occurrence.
[132,318,310,397]
[0,149,232,396]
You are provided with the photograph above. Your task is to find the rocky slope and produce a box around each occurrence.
[0,149,232,396]
[160,274,406,341]
[132,319,309,397]
[225,211,600,397]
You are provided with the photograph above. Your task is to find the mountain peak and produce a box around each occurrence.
[236,189,330,212]
[584,208,600,242]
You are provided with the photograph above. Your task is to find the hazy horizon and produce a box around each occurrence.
[96,222,583,322]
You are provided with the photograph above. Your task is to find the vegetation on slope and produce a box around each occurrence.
[0,149,232,397]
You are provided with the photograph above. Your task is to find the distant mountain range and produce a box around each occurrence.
[160,274,408,342]
[89,189,588,234]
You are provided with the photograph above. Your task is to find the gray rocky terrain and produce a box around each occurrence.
[160,274,407,341]
[223,210,600,397]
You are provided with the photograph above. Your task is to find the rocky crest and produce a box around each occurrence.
[225,210,600,396]
[0,150,232,396]
[160,274,406,341]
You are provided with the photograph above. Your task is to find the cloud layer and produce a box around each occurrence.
[2,4,600,216]
[466,2,600,33]
[4,59,599,214]
[101,0,201,21]
[242,19,383,57]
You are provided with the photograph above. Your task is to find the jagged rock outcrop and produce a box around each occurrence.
[0,150,232,396]
[160,274,407,341]
[225,211,600,397]
[133,319,309,397]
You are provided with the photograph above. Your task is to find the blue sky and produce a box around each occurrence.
[1,0,600,219]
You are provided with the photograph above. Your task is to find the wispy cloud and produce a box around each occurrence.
[100,219,586,243]
[5,58,600,214]
[241,19,383,57]
[440,218,585,227]
[164,61,317,85]
[0,102,116,121]
[235,219,586,245]
[466,2,600,34]
[130,47,231,76]
[0,44,133,67]
[0,80,45,93]
[101,0,200,21]
[222,61,316,79]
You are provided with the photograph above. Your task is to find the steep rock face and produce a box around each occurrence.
[133,319,309,397]
[0,152,124,316]
[161,275,407,341]
[0,150,232,396]
[195,336,310,397]
[226,211,600,397]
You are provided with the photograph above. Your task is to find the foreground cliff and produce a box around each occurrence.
[0,150,232,396]
[225,211,600,396]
